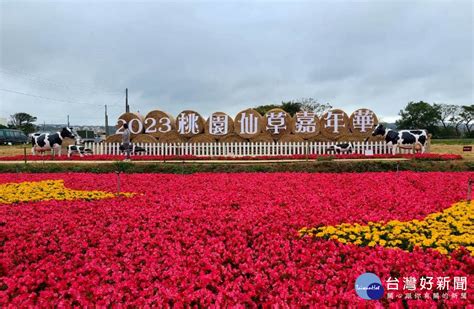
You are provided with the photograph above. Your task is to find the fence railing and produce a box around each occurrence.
[83,141,427,157]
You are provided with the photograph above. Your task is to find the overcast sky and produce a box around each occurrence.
[1,0,473,125]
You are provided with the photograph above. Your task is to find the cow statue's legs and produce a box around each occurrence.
[52,145,61,157]
[392,144,398,155]
[31,147,36,155]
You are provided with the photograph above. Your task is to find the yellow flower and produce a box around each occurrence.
[0,180,133,204]
[299,202,473,256]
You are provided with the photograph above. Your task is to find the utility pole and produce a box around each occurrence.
[105,104,109,136]
[67,115,70,127]
[125,88,130,113]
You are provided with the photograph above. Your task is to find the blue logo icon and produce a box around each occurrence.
[355,273,385,300]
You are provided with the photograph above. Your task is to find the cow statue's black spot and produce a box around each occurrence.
[48,133,62,146]
[401,132,416,144]
[409,130,423,135]
[35,135,46,147]
[385,130,399,144]
[418,135,427,146]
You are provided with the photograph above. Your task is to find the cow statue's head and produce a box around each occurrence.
[60,127,75,139]
[371,124,386,136]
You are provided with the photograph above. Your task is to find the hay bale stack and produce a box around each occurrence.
[144,110,176,138]
[263,108,293,138]
[365,135,384,142]
[220,133,247,143]
[60,137,76,151]
[158,132,187,144]
[132,134,158,144]
[175,110,205,138]
[205,112,234,139]
[291,111,320,139]
[278,134,305,143]
[249,132,274,143]
[116,112,144,136]
[349,108,378,138]
[335,133,364,142]
[104,134,123,143]
[234,108,264,139]
[307,135,334,143]
[188,134,217,144]
[320,109,350,139]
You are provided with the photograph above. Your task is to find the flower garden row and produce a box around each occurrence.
[0,172,473,306]
[0,153,462,161]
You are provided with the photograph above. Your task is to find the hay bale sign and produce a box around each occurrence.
[264,108,292,137]
[320,109,350,138]
[234,109,264,139]
[116,112,144,136]
[349,108,378,136]
[176,110,205,138]
[144,110,175,138]
[115,107,380,142]
[205,112,234,139]
[291,111,320,139]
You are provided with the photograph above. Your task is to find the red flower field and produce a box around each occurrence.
[0,172,473,306]
[0,153,462,161]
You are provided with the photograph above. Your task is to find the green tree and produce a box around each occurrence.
[280,101,302,116]
[433,103,462,138]
[9,112,37,134]
[254,104,281,116]
[459,105,474,135]
[298,98,332,117]
[396,101,441,135]
[254,98,331,117]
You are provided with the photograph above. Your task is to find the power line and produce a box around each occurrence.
[0,67,123,96]
[0,87,122,108]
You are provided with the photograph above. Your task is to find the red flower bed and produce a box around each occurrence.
[0,172,473,306]
[0,153,462,161]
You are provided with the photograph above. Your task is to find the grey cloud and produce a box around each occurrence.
[0,0,472,125]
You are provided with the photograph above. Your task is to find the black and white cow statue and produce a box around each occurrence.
[371,124,428,154]
[119,144,146,155]
[327,142,354,154]
[67,144,93,157]
[32,127,76,156]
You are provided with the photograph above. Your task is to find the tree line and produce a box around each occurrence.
[396,102,473,138]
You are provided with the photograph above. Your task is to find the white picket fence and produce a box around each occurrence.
[83,141,427,157]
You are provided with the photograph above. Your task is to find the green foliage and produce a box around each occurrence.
[254,98,332,117]
[431,138,474,145]
[459,105,474,135]
[280,102,302,116]
[9,112,37,134]
[113,161,133,172]
[396,101,441,135]
[254,104,281,115]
